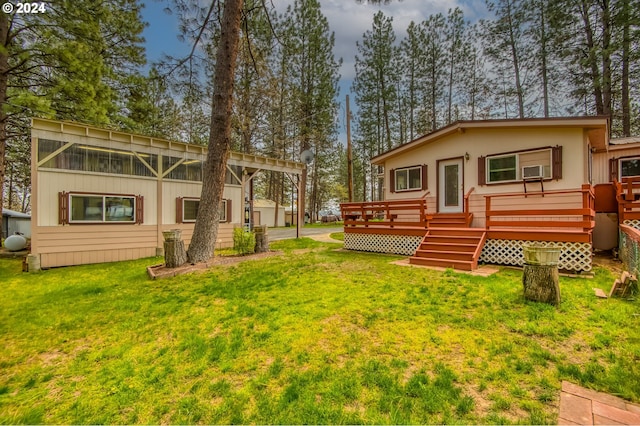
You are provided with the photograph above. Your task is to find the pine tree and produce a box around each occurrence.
[399,21,425,140]
[352,11,400,200]
[421,13,447,129]
[281,0,341,221]
[187,0,244,263]
[482,0,530,118]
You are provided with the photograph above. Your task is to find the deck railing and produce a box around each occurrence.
[340,198,429,230]
[615,177,640,223]
[485,184,595,234]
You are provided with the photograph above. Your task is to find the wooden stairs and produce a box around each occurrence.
[426,212,473,228]
[410,213,486,271]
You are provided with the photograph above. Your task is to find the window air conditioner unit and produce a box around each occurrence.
[522,165,544,179]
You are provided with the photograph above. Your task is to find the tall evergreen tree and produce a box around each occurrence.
[482,0,530,118]
[422,13,447,129]
[352,11,400,200]
[281,0,341,221]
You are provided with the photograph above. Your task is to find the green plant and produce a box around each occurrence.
[233,227,256,255]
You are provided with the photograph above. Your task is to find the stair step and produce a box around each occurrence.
[429,221,469,227]
[420,242,478,252]
[414,250,474,261]
[409,256,474,271]
[427,228,485,237]
[426,236,482,244]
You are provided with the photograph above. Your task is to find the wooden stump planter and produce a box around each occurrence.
[522,244,562,306]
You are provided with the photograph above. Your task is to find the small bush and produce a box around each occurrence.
[233,227,255,255]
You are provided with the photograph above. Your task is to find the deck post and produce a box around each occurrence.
[485,196,491,230]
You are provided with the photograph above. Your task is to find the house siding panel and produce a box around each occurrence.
[37,170,157,226]
[382,127,587,201]
[592,143,640,184]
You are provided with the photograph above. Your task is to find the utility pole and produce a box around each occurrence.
[346,94,354,202]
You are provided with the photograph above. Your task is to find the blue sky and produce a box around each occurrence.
[140,0,489,141]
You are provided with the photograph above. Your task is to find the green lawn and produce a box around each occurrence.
[0,239,639,424]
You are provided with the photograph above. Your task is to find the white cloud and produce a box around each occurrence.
[310,0,488,81]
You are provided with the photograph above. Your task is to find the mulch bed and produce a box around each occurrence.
[147,250,283,279]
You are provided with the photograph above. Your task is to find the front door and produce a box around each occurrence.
[438,158,464,213]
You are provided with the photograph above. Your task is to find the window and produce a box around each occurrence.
[177,198,230,223]
[164,157,203,182]
[394,166,424,192]
[488,155,517,183]
[620,157,640,178]
[39,140,157,178]
[482,147,556,184]
[60,192,143,224]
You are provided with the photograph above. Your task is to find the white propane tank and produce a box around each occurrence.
[5,234,27,251]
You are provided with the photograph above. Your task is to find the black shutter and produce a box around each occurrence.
[478,156,486,186]
[552,145,563,180]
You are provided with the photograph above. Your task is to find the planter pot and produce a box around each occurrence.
[162,229,182,242]
[523,243,561,266]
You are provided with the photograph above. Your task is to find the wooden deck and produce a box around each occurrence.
[616,177,640,223]
[341,186,595,271]
[341,185,595,243]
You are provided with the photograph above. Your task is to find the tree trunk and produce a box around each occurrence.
[0,12,8,248]
[506,0,525,118]
[600,0,612,118]
[522,264,561,305]
[538,1,550,118]
[620,0,631,136]
[187,0,244,264]
[579,0,604,115]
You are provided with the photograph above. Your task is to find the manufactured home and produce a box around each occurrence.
[340,116,635,272]
[30,118,305,268]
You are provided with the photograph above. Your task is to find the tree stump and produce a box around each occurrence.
[164,240,187,268]
[163,229,187,268]
[522,264,561,305]
[254,225,269,253]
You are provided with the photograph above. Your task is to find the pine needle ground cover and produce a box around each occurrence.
[1,239,639,424]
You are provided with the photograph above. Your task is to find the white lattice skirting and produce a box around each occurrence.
[623,219,640,231]
[344,233,423,256]
[480,239,592,272]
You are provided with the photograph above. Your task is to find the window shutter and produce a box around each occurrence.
[389,169,395,193]
[552,145,563,180]
[226,199,232,223]
[58,191,68,225]
[610,158,619,181]
[176,197,183,224]
[421,165,428,190]
[136,195,144,224]
[478,156,486,186]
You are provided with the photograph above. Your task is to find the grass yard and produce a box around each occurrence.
[1,238,639,424]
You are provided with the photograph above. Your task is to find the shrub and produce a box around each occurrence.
[233,227,255,255]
